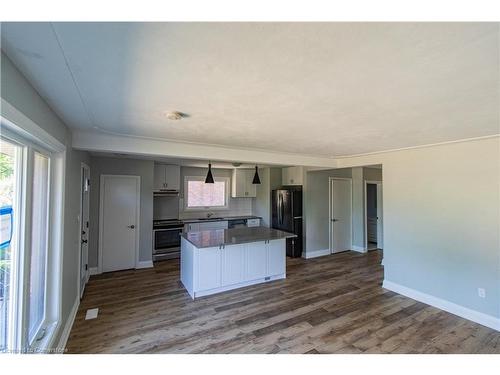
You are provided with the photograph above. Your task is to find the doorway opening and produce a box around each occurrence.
[364,180,383,251]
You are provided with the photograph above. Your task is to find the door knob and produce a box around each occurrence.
[128,225,135,229]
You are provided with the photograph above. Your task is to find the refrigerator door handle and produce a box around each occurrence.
[280,193,284,225]
[278,193,283,225]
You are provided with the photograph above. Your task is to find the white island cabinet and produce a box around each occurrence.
[180,227,293,299]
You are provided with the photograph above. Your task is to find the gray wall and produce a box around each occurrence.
[252,167,282,227]
[379,138,499,318]
[178,166,253,219]
[88,156,154,266]
[364,167,382,181]
[304,168,352,254]
[1,52,90,345]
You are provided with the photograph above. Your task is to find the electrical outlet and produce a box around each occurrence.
[478,288,486,298]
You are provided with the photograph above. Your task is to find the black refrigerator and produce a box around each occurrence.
[271,187,303,258]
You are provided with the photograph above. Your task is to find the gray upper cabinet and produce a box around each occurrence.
[231,169,257,198]
[154,164,180,191]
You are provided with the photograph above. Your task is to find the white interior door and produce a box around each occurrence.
[79,164,90,297]
[377,183,384,249]
[330,179,352,253]
[100,175,140,273]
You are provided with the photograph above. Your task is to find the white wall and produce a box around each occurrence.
[337,136,500,320]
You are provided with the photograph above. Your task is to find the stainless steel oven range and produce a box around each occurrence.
[153,219,184,261]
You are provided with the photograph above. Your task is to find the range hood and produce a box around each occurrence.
[153,189,180,197]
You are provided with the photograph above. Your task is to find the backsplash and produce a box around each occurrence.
[178,196,253,220]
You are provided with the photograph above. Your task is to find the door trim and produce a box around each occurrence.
[328,177,353,254]
[98,174,141,274]
[364,180,382,251]
[77,162,90,298]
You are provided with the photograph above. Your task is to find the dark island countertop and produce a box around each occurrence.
[181,227,297,248]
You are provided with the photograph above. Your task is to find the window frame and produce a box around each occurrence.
[183,175,230,211]
[26,147,51,346]
[1,101,66,354]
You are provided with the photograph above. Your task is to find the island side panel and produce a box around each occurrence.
[180,237,195,299]
[267,239,286,277]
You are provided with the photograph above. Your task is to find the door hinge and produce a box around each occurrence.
[85,264,88,270]
[86,221,89,228]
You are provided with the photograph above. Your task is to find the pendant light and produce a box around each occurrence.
[252,165,261,184]
[205,161,214,183]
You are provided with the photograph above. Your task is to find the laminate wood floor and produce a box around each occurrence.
[66,250,500,354]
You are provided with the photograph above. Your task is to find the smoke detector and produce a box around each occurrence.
[164,111,188,120]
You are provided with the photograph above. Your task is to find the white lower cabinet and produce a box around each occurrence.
[221,244,246,285]
[267,239,286,276]
[245,241,268,281]
[196,246,222,291]
[184,238,287,298]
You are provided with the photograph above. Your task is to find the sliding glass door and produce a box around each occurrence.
[0,132,56,353]
[0,137,21,352]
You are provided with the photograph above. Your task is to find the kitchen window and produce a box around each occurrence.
[184,176,229,210]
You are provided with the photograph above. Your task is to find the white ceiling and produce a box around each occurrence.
[1,22,498,157]
[89,152,283,169]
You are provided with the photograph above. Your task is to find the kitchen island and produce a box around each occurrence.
[180,227,296,299]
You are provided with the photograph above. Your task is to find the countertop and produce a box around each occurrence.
[181,227,296,248]
[182,215,261,224]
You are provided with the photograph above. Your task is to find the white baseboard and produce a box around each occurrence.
[136,260,154,269]
[88,262,153,274]
[56,297,79,351]
[351,245,366,253]
[303,249,331,259]
[383,280,500,332]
